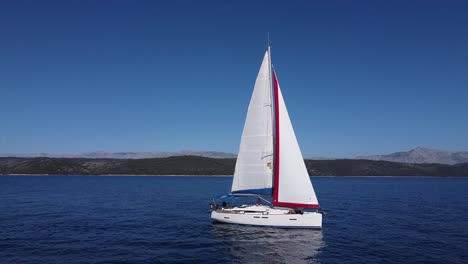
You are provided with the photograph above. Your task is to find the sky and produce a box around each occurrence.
[0,0,467,158]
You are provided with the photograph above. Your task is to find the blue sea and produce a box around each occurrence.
[0,176,467,263]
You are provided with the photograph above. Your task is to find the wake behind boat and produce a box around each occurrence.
[210,47,322,229]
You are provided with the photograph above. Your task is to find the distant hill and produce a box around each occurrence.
[0,156,236,176]
[4,147,467,165]
[305,159,468,176]
[356,147,468,165]
[1,156,467,176]
[0,150,237,159]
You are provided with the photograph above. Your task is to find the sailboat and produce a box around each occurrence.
[210,47,322,229]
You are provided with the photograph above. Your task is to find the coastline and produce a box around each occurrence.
[2,156,467,177]
[1,174,233,177]
[1,174,466,178]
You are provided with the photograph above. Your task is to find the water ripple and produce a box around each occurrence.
[0,176,467,263]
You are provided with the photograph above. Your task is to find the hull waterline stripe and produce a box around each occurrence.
[211,220,321,229]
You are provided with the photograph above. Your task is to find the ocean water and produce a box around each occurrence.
[0,176,467,264]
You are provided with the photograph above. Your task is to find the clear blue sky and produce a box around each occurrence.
[1,0,467,157]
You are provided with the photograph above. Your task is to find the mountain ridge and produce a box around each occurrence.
[0,150,237,159]
[357,147,468,165]
[2,147,467,165]
[1,156,467,176]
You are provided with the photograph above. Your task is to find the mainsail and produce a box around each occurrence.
[231,51,274,195]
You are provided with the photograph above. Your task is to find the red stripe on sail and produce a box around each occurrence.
[272,70,280,205]
[274,201,320,209]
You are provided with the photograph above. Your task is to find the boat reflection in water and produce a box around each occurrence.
[210,224,324,263]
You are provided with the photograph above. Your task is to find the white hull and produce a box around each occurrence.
[211,205,322,229]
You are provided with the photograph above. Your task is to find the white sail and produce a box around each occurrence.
[211,48,322,229]
[273,71,319,207]
[231,51,273,194]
